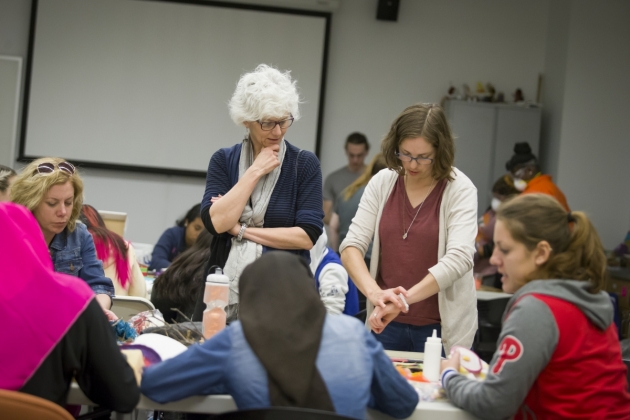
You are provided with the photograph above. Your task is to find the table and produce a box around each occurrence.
[67,349,479,419]
[476,290,512,301]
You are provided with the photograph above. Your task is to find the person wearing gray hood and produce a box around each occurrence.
[440,194,630,420]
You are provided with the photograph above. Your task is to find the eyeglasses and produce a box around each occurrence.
[395,152,433,165]
[36,161,75,175]
[257,116,294,131]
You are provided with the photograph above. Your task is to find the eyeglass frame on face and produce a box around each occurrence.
[256,115,294,131]
[35,161,76,176]
[395,152,434,165]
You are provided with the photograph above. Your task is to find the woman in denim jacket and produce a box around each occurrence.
[11,157,115,312]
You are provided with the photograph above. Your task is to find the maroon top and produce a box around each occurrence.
[377,176,447,326]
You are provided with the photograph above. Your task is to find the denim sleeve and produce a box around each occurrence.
[149,228,178,271]
[141,328,231,403]
[366,330,419,418]
[79,228,115,296]
[296,152,324,240]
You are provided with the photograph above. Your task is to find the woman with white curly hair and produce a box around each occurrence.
[192,64,324,322]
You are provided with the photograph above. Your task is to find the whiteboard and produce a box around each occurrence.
[21,0,330,176]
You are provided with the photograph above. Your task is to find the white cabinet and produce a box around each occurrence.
[444,100,542,216]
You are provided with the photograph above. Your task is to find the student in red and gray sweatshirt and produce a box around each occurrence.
[441,194,630,420]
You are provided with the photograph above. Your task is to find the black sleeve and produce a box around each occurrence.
[297,223,321,246]
[20,300,140,412]
[74,300,140,412]
[201,205,219,236]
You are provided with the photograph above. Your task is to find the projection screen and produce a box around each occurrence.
[21,0,330,176]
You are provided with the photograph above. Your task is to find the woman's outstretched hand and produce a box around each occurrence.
[367,286,408,310]
[369,302,402,334]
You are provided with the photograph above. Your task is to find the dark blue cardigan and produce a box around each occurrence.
[200,139,323,263]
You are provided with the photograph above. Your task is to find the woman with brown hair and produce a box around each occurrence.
[440,194,630,419]
[151,229,213,323]
[340,103,478,353]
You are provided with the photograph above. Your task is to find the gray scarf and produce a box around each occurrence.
[223,138,286,321]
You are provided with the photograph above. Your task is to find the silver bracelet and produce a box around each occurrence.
[236,223,247,242]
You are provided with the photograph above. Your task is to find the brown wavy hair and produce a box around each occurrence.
[381,103,455,181]
[10,157,84,232]
[343,153,387,201]
[497,194,606,293]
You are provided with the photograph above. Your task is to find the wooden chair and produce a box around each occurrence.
[0,389,73,420]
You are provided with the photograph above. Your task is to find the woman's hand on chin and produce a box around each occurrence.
[250,145,281,177]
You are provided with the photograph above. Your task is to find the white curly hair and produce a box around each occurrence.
[228,64,301,125]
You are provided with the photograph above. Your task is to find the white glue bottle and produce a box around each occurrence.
[202,268,229,340]
[423,329,442,382]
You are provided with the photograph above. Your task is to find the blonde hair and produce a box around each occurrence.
[10,157,84,232]
[381,103,455,181]
[343,153,387,201]
[497,194,606,292]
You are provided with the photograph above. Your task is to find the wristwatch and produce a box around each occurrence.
[236,223,247,242]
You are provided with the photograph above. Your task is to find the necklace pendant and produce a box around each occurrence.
[402,232,407,240]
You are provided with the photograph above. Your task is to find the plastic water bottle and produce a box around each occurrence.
[202,268,229,340]
[423,329,443,382]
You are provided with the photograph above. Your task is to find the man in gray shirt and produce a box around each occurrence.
[323,132,369,225]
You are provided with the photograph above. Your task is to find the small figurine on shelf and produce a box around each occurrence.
[463,84,475,101]
[496,92,505,103]
[513,88,524,103]
[476,81,486,94]
[440,85,461,107]
[481,83,496,102]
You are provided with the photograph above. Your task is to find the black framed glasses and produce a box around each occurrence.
[257,116,294,131]
[395,152,433,165]
[36,161,76,175]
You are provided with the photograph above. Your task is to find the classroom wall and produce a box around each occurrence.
[0,0,552,244]
[554,0,630,249]
[3,0,628,250]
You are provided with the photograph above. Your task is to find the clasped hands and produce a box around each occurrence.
[368,286,409,334]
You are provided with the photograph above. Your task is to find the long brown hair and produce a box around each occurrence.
[152,229,213,316]
[343,153,387,201]
[497,194,606,292]
[381,103,455,181]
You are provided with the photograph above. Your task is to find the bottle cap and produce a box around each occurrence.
[206,267,229,284]
[426,329,441,343]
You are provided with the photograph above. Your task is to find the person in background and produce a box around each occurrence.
[151,229,213,323]
[10,158,115,313]
[80,204,146,298]
[193,64,323,322]
[141,252,418,420]
[441,194,630,419]
[506,142,570,211]
[149,203,203,271]
[330,153,386,312]
[342,103,478,354]
[474,175,520,285]
[310,231,359,316]
[323,132,370,225]
[0,202,139,412]
[0,165,17,202]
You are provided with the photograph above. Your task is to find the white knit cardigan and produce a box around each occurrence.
[339,167,478,353]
